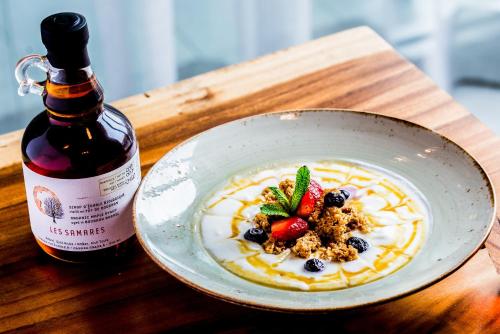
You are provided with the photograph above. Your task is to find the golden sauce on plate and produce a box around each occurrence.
[200,161,430,291]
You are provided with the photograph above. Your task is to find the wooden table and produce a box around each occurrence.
[1,27,499,334]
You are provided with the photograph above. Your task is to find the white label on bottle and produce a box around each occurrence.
[22,149,141,252]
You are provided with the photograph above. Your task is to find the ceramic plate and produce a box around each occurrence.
[133,109,495,312]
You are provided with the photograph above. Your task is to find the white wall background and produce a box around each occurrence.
[1,0,499,134]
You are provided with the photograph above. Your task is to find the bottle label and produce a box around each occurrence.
[22,149,141,252]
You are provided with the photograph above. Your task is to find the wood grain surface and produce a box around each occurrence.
[0,27,498,333]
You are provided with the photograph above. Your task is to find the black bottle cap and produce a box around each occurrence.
[41,12,90,69]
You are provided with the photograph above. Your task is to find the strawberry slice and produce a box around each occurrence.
[296,180,323,218]
[271,217,308,241]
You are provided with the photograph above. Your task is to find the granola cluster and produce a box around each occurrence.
[254,179,369,262]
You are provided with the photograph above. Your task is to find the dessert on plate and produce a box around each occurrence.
[199,161,429,291]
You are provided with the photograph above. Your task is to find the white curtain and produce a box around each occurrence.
[1,0,500,133]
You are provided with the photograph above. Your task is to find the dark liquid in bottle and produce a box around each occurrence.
[22,76,137,262]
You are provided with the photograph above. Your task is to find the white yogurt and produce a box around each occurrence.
[199,161,430,291]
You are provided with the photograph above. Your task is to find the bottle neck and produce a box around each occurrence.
[44,65,104,124]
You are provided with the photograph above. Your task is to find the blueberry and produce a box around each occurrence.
[244,228,268,244]
[324,192,345,208]
[304,258,325,272]
[340,189,350,200]
[347,237,369,253]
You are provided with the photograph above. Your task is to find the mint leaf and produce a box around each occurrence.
[268,186,290,211]
[290,165,310,212]
[260,203,290,217]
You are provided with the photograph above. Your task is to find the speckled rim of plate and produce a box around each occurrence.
[132,109,496,313]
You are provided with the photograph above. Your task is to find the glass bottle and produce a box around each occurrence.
[15,12,141,263]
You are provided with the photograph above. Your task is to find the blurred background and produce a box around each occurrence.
[1,0,499,134]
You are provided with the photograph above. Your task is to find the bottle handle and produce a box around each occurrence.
[15,54,49,96]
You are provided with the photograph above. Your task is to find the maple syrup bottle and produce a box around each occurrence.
[15,13,141,262]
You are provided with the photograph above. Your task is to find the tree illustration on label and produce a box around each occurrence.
[43,196,64,223]
[33,186,64,223]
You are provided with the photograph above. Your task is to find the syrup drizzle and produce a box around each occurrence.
[201,162,428,291]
